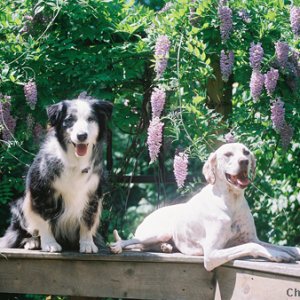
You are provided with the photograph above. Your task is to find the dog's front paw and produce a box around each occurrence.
[41,240,62,252]
[269,251,295,263]
[80,241,98,253]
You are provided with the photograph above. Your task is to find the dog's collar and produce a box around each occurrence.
[81,167,90,174]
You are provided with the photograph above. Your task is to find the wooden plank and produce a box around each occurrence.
[215,264,300,300]
[0,248,205,263]
[0,249,214,300]
[1,249,300,299]
[227,258,300,278]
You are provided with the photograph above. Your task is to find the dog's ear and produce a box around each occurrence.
[250,152,256,179]
[203,152,217,184]
[47,102,63,127]
[92,100,113,119]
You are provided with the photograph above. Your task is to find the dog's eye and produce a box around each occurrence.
[88,116,96,122]
[243,149,250,156]
[64,116,75,126]
[224,152,233,157]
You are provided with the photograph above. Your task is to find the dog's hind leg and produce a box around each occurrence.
[23,230,40,250]
[23,193,62,252]
[109,230,173,254]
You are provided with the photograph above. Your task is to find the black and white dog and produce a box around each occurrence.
[0,97,113,253]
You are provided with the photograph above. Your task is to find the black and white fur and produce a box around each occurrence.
[0,98,113,253]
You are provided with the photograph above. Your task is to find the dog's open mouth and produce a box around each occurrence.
[225,171,250,189]
[73,143,89,156]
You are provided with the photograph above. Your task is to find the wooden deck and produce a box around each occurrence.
[0,248,300,299]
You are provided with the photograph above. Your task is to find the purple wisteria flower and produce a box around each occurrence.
[225,132,236,143]
[0,101,16,142]
[147,117,164,163]
[220,50,234,82]
[270,98,285,132]
[238,9,251,23]
[288,49,300,77]
[280,123,294,150]
[249,42,264,70]
[173,151,189,188]
[158,2,173,14]
[275,41,290,69]
[290,6,300,37]
[33,123,45,142]
[219,0,228,5]
[154,35,171,78]
[250,70,264,101]
[26,114,34,134]
[189,8,201,27]
[24,80,38,110]
[264,68,279,96]
[218,5,233,42]
[151,87,166,118]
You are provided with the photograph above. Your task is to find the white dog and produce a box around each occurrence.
[110,143,300,271]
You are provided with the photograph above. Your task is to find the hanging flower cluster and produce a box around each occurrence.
[24,80,38,110]
[151,88,166,118]
[238,9,251,23]
[288,50,300,76]
[290,6,300,37]
[270,98,294,149]
[33,123,45,142]
[173,151,189,188]
[250,71,264,101]
[225,132,236,143]
[26,114,34,134]
[158,2,173,14]
[264,68,279,96]
[271,99,285,132]
[280,123,294,150]
[154,35,171,78]
[147,36,170,164]
[218,5,233,43]
[249,42,264,70]
[220,50,234,82]
[147,117,164,164]
[275,41,290,69]
[0,96,16,142]
[218,1,234,82]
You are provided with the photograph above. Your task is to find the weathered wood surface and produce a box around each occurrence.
[0,249,300,300]
[215,259,300,300]
[0,249,214,300]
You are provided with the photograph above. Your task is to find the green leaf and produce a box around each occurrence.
[34,5,45,15]
[9,73,16,82]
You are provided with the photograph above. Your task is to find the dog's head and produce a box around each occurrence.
[47,98,113,157]
[203,143,256,190]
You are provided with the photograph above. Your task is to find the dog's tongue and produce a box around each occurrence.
[75,144,88,156]
[237,173,250,187]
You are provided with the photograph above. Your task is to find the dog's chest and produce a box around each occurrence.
[53,167,99,216]
[228,213,256,246]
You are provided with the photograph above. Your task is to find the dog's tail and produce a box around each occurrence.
[0,198,27,249]
[0,227,21,248]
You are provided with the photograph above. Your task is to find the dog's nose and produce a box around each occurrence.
[77,133,88,142]
[239,158,249,167]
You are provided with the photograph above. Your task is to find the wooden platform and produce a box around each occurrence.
[0,248,300,299]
